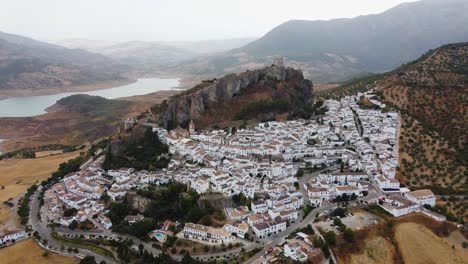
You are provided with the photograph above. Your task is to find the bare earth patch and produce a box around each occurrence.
[349,237,395,264]
[0,238,78,264]
[395,222,468,264]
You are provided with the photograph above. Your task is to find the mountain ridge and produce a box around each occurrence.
[172,0,468,83]
[0,31,131,98]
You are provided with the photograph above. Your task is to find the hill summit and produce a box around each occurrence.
[174,0,468,83]
[0,31,130,98]
[154,65,313,129]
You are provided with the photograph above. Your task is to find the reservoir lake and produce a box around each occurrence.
[0,78,179,118]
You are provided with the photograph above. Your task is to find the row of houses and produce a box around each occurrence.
[379,189,436,217]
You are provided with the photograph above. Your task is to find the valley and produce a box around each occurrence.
[0,1,467,264]
[169,0,468,83]
[0,91,177,152]
[0,78,179,117]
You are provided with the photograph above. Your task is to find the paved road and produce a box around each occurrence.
[244,187,381,264]
[55,226,260,262]
[55,226,166,259]
[244,203,335,264]
[29,186,118,264]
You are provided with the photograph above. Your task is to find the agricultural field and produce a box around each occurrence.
[335,212,467,264]
[0,238,78,264]
[0,151,80,230]
[436,198,468,223]
[395,222,468,264]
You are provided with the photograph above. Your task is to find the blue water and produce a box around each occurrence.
[0,78,179,118]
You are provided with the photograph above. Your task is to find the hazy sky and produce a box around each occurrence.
[1,0,418,42]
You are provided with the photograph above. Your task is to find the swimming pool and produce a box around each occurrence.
[155,232,164,239]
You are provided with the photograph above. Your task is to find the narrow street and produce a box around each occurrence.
[29,186,118,264]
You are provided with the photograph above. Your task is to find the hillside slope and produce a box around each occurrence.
[0,31,130,98]
[0,95,141,151]
[321,42,468,193]
[174,0,468,83]
[153,65,313,129]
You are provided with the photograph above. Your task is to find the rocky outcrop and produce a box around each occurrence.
[127,191,151,213]
[159,65,313,128]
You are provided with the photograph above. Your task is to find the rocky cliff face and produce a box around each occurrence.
[158,65,313,128]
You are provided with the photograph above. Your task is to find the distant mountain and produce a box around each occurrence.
[0,31,130,98]
[92,41,196,73]
[51,38,256,75]
[47,38,119,51]
[322,42,468,194]
[162,38,257,54]
[174,0,468,83]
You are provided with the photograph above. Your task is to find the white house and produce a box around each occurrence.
[405,189,436,207]
[191,178,210,194]
[59,216,76,226]
[107,168,134,178]
[252,220,287,238]
[0,231,26,244]
[376,175,400,190]
[124,214,145,225]
[251,200,268,214]
[223,221,249,238]
[107,187,127,201]
[335,186,361,197]
[379,195,419,217]
[98,215,113,229]
[225,206,251,221]
[183,223,233,244]
[284,242,308,262]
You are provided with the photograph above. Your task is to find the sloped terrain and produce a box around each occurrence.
[395,222,468,264]
[0,31,130,98]
[154,65,313,129]
[319,42,467,193]
[172,0,468,83]
[380,43,467,193]
[0,95,145,151]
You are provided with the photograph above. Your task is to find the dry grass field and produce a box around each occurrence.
[0,151,80,230]
[349,237,396,264]
[0,150,80,201]
[395,222,468,264]
[0,238,78,264]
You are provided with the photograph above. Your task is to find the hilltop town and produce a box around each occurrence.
[4,91,448,264]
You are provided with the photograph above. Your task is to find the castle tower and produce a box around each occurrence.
[189,119,195,135]
[273,56,284,67]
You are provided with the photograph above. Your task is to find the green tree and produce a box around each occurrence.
[324,231,336,246]
[343,228,355,242]
[79,256,97,264]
